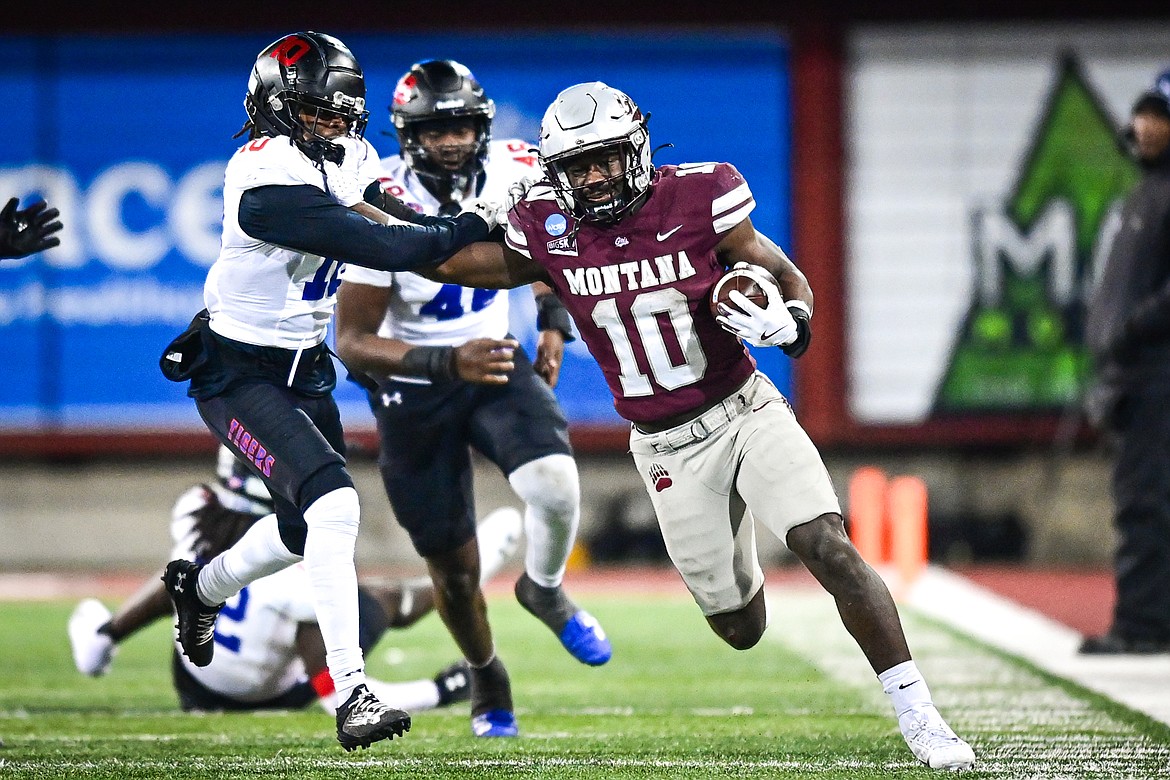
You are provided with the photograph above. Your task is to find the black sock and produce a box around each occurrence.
[469,656,512,716]
[514,573,578,634]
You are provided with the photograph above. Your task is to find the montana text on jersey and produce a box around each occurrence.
[505,162,757,421]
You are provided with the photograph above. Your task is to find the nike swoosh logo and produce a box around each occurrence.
[760,329,782,341]
[898,681,920,690]
[656,225,683,241]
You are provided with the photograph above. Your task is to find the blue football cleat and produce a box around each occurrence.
[559,610,613,666]
[471,708,519,738]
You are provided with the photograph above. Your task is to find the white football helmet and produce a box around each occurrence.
[538,82,653,223]
[214,444,274,516]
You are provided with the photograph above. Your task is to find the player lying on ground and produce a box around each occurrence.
[69,446,522,715]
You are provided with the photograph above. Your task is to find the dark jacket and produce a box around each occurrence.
[1085,155,1170,400]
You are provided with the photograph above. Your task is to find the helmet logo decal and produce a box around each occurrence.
[434,99,466,110]
[545,214,568,236]
[270,36,311,67]
[394,74,417,106]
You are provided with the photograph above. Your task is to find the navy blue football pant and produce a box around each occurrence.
[196,381,353,557]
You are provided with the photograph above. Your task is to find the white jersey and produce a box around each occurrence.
[169,487,315,702]
[205,135,385,349]
[340,139,540,350]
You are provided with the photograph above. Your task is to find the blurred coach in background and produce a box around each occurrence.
[1082,68,1170,655]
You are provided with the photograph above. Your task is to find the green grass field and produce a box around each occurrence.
[2,586,1169,779]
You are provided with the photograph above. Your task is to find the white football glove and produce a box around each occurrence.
[322,164,364,208]
[463,198,505,232]
[714,266,799,348]
[321,137,366,207]
[505,175,537,213]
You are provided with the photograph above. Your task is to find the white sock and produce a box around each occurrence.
[364,677,441,712]
[878,660,936,729]
[303,487,365,702]
[508,454,580,588]
[197,514,301,605]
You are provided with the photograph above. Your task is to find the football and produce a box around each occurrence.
[709,265,776,319]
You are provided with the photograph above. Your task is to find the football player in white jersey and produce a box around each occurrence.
[156,32,501,751]
[336,60,610,740]
[68,446,524,715]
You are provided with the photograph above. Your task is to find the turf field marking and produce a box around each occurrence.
[906,566,1170,727]
[764,581,1170,779]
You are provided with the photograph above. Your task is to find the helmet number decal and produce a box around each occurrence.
[270,36,311,67]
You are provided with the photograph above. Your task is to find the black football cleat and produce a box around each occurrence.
[434,660,472,707]
[162,559,223,667]
[336,684,411,751]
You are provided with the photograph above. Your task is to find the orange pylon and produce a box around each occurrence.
[889,475,929,589]
[848,466,888,566]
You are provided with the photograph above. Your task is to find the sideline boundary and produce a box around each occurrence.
[906,565,1170,727]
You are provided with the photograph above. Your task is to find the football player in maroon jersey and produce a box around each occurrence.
[353,81,974,771]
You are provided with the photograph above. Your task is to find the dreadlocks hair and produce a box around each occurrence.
[233,120,261,140]
[189,485,263,563]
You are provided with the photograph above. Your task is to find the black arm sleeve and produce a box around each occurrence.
[239,185,488,272]
[361,181,426,224]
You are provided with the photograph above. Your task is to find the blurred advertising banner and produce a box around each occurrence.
[0,33,790,436]
[845,25,1167,427]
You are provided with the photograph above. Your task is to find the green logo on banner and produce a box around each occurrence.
[933,56,1139,414]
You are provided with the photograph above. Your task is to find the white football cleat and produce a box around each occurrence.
[68,598,116,677]
[902,709,975,771]
[477,507,524,584]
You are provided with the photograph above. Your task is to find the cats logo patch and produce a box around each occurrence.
[649,463,673,492]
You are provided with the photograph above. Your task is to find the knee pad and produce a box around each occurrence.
[303,486,361,535]
[509,454,580,517]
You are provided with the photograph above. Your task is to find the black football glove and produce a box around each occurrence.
[0,197,63,259]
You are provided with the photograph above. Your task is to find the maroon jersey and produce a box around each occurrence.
[506,162,757,423]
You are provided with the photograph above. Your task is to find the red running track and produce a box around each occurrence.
[0,563,1115,638]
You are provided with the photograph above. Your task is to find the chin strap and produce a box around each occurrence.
[299,137,346,167]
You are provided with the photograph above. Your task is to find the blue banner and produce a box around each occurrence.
[0,32,790,433]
